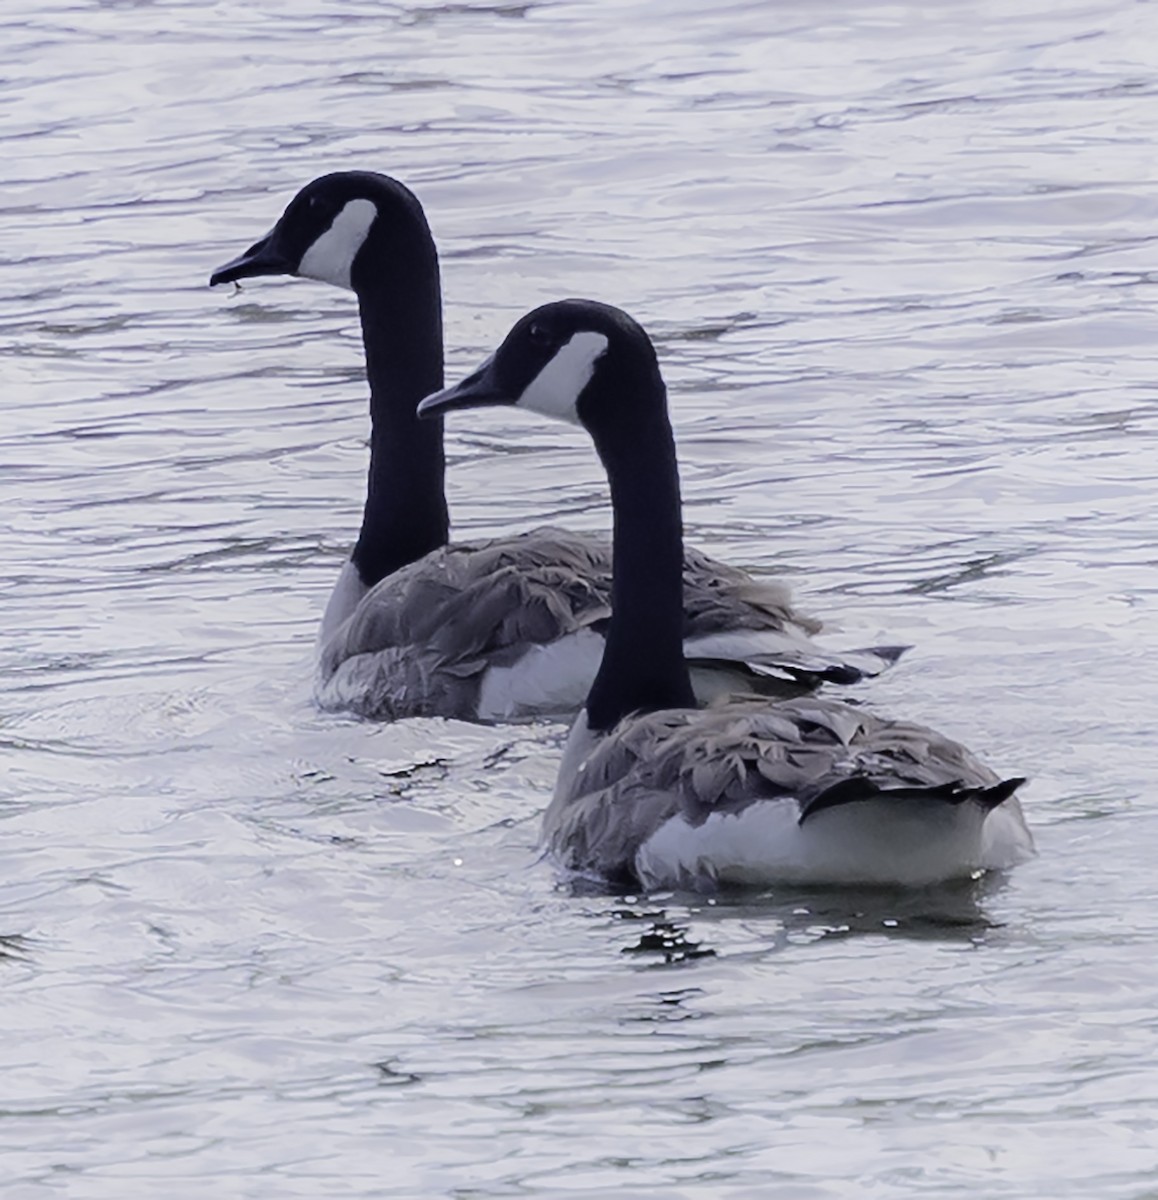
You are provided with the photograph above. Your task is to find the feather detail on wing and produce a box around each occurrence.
[315,528,903,721]
[678,545,906,698]
[544,694,1032,888]
[316,528,612,719]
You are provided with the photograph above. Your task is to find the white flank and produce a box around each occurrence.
[477,629,606,721]
[317,559,369,649]
[516,332,609,423]
[682,628,818,661]
[682,628,827,704]
[684,663,756,707]
[635,793,1025,890]
[298,198,378,290]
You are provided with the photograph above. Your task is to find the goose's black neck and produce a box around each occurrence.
[349,210,448,587]
[584,372,696,732]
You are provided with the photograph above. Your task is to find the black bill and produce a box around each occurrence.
[209,229,293,286]
[417,356,512,417]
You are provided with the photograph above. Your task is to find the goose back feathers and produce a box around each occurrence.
[547,695,1032,889]
[316,526,903,721]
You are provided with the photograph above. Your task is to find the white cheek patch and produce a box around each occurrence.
[516,331,609,424]
[298,198,377,290]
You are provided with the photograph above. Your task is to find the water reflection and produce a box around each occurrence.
[615,909,717,965]
[609,875,1004,966]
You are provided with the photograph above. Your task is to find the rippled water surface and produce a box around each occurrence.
[4,0,1158,1195]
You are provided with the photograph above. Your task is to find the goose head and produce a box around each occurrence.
[417,299,664,434]
[209,171,431,293]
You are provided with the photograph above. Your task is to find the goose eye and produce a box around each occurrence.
[528,321,552,346]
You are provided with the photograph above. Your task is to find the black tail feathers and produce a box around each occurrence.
[798,774,1025,826]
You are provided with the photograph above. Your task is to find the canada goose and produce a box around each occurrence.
[419,300,1034,888]
[211,173,901,722]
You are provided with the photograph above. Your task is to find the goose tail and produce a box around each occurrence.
[798,773,1027,826]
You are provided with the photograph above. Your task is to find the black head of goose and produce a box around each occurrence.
[210,175,900,723]
[419,300,1035,889]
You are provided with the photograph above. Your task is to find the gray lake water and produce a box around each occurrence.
[4,0,1158,1195]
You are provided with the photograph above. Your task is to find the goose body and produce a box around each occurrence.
[419,299,1035,887]
[548,701,1032,889]
[314,525,898,721]
[211,173,900,723]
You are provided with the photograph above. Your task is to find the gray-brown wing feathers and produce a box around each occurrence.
[317,529,611,718]
[317,528,897,719]
[679,544,905,690]
[678,544,818,635]
[316,529,611,719]
[320,528,611,677]
[323,531,824,669]
[546,695,1023,880]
